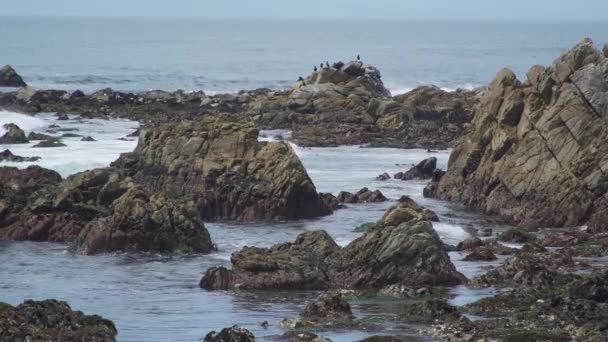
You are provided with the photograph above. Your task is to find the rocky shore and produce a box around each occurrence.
[0,61,479,149]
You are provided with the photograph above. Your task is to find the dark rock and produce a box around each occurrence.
[203,325,255,342]
[0,299,117,341]
[301,292,353,319]
[28,132,53,140]
[56,113,69,120]
[0,124,28,144]
[201,197,464,290]
[497,228,537,243]
[61,133,83,138]
[394,157,437,180]
[357,337,409,342]
[33,140,67,148]
[375,172,390,181]
[336,188,387,204]
[0,65,27,87]
[400,299,464,324]
[463,247,497,261]
[0,149,40,162]
[81,136,96,142]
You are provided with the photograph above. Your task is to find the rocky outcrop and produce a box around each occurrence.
[301,292,353,319]
[0,65,27,87]
[0,149,40,162]
[33,140,67,148]
[203,326,255,342]
[0,166,215,254]
[0,123,28,144]
[0,299,117,341]
[394,157,437,180]
[200,197,463,290]
[77,187,214,255]
[113,114,331,222]
[426,39,608,232]
[336,188,387,203]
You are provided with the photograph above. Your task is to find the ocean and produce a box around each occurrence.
[2,17,608,94]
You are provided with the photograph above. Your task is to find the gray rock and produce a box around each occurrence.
[0,65,27,87]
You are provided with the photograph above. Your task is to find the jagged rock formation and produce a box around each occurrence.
[199,197,463,290]
[336,188,387,203]
[394,157,437,180]
[0,299,117,341]
[113,114,331,222]
[427,39,608,231]
[0,65,27,87]
[0,123,28,144]
[203,326,255,342]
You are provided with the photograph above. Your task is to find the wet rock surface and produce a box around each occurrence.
[426,38,608,232]
[336,188,387,204]
[0,299,117,341]
[393,157,437,180]
[0,149,40,162]
[200,197,464,290]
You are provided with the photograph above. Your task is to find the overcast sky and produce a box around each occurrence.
[5,0,608,21]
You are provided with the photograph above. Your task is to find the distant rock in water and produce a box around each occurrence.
[0,299,117,341]
[394,157,437,180]
[0,123,28,144]
[200,196,463,290]
[0,149,40,162]
[203,326,255,342]
[112,114,332,222]
[0,64,27,87]
[27,132,53,140]
[336,187,387,203]
[426,38,608,231]
[81,136,96,141]
[33,140,66,148]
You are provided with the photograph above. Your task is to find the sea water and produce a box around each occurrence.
[1,17,608,94]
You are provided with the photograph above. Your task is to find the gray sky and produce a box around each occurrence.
[5,0,608,21]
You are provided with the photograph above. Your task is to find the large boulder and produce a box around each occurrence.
[394,157,437,180]
[0,299,117,341]
[113,114,331,222]
[426,39,608,231]
[0,65,27,87]
[203,326,255,342]
[77,187,214,255]
[0,123,28,144]
[200,197,463,290]
[0,149,40,162]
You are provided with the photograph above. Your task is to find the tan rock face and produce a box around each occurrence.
[427,38,608,231]
[114,114,332,222]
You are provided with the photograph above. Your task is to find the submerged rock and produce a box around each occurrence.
[200,197,463,290]
[427,39,608,232]
[0,149,40,162]
[203,325,255,342]
[27,132,54,140]
[0,123,28,144]
[112,114,332,222]
[0,299,117,341]
[81,136,96,142]
[0,64,27,87]
[400,299,464,324]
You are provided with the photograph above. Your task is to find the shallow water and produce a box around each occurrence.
[0,113,513,341]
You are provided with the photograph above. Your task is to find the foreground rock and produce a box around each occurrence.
[0,299,117,341]
[113,114,331,222]
[0,149,40,162]
[0,65,27,87]
[203,325,255,342]
[0,166,215,254]
[426,39,608,231]
[0,123,28,144]
[200,197,464,290]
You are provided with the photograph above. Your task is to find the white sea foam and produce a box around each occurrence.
[0,112,138,177]
[389,83,480,96]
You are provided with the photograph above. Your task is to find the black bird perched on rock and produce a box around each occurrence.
[357,54,361,61]
[298,76,304,81]
[325,61,330,68]
[320,63,324,68]
[314,66,318,72]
